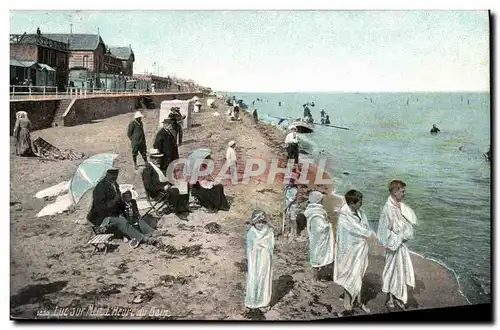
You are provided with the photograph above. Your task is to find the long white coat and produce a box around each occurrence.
[304,203,334,268]
[245,225,275,308]
[334,203,373,299]
[377,196,418,304]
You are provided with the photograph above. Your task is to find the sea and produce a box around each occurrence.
[224,91,491,305]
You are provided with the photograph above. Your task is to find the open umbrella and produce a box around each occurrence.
[185,148,211,177]
[69,153,119,206]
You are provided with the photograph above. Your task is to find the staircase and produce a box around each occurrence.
[52,98,74,127]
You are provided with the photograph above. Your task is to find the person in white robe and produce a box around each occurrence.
[225,140,238,183]
[377,180,418,310]
[245,210,275,311]
[304,190,334,287]
[334,190,375,313]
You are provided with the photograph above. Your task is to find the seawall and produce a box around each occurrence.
[62,92,204,127]
[10,92,205,135]
[10,99,60,135]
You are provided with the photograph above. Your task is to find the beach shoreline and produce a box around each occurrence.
[240,102,471,307]
[10,96,467,320]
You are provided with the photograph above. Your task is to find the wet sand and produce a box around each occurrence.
[10,98,466,320]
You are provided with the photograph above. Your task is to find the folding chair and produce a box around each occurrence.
[143,191,170,219]
[87,225,117,256]
[143,182,190,218]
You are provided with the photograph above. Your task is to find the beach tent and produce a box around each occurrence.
[160,100,194,129]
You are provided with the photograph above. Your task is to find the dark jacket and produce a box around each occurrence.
[127,120,146,148]
[142,164,169,199]
[87,178,122,226]
[153,128,179,171]
[169,112,184,144]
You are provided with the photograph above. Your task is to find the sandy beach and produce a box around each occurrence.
[10,97,467,320]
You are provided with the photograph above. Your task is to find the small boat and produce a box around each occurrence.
[290,120,314,133]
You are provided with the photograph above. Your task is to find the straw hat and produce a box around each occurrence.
[149,148,164,158]
[134,111,143,119]
[228,140,236,147]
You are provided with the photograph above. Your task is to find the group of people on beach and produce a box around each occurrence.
[245,178,418,315]
[87,105,237,249]
[226,97,241,120]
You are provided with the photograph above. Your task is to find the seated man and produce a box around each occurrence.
[189,151,230,211]
[142,148,190,214]
[86,168,161,247]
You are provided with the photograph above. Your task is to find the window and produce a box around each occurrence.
[48,50,54,66]
[83,55,89,68]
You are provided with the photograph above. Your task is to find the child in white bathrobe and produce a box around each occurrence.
[334,190,374,313]
[245,210,275,312]
[377,180,418,310]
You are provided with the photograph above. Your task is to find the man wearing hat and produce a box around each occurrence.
[127,111,148,170]
[154,117,180,174]
[87,168,161,247]
[168,107,184,145]
[285,125,299,166]
[142,148,189,214]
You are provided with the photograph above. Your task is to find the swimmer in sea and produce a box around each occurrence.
[430,124,441,135]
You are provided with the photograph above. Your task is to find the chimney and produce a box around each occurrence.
[70,23,73,34]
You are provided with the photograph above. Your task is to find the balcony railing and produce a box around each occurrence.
[9,85,196,100]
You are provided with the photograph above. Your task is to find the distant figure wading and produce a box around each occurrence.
[430,124,441,135]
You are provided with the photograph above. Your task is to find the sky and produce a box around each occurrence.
[9,10,490,92]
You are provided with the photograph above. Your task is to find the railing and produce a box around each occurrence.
[9,85,195,100]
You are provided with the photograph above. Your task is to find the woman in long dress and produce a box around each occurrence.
[189,154,230,211]
[13,111,33,156]
[245,210,275,312]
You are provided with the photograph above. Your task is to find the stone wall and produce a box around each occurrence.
[10,92,205,132]
[62,92,204,126]
[10,99,60,135]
